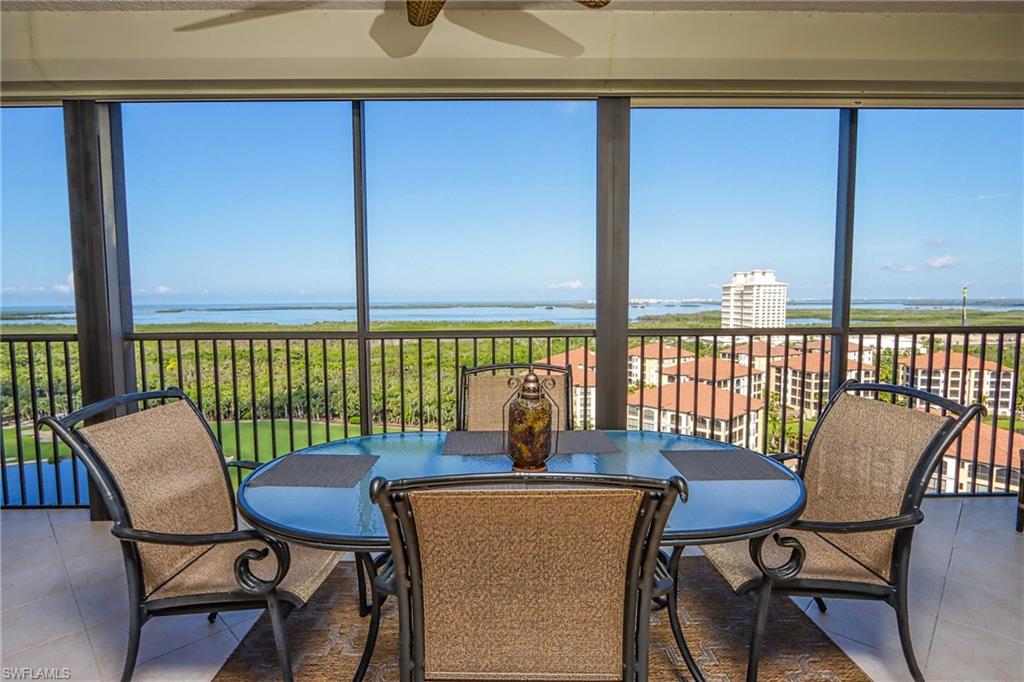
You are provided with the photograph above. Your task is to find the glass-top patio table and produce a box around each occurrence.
[237,430,806,551]
[237,430,806,682]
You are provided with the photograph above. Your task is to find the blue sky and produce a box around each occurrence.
[2,103,1021,308]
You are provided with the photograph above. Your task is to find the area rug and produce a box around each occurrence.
[216,556,869,681]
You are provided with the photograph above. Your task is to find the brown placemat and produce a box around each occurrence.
[248,454,379,488]
[660,449,790,481]
[443,431,621,456]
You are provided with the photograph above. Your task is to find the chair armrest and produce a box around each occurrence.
[790,510,924,534]
[110,524,291,595]
[769,452,803,464]
[227,460,261,471]
[110,524,264,546]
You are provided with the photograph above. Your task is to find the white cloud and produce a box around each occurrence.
[927,255,958,269]
[1,285,46,294]
[546,279,584,290]
[881,261,916,273]
[52,271,74,294]
[155,285,172,295]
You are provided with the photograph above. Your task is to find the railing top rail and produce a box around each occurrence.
[126,328,598,341]
[628,327,842,336]
[849,325,1024,335]
[2,333,79,342]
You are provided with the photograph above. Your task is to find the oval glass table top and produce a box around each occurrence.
[238,431,806,551]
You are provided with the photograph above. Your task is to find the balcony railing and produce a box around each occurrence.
[2,325,1020,507]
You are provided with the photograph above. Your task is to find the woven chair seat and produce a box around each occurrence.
[701,529,888,592]
[149,540,341,604]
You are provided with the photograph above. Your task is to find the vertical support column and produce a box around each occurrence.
[595,98,630,429]
[64,101,136,520]
[352,101,373,435]
[830,109,858,397]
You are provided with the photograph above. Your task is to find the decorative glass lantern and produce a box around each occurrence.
[503,370,559,472]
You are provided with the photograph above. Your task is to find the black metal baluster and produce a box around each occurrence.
[26,342,44,503]
[45,342,62,506]
[285,339,295,451]
[418,340,425,432]
[323,339,331,443]
[340,339,350,439]
[380,339,388,433]
[399,338,406,432]
[212,340,223,444]
[230,340,241,459]
[304,339,313,447]
[64,340,79,504]
[268,340,278,456]
[9,341,26,504]
[249,339,260,461]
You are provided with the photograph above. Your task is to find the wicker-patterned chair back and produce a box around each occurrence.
[374,473,684,682]
[800,392,948,580]
[461,364,571,431]
[78,400,236,595]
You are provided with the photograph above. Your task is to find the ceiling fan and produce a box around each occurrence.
[406,1,610,27]
[176,1,612,57]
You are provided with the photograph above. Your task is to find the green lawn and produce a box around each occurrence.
[3,418,392,467]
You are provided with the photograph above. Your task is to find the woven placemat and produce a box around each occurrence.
[247,454,379,488]
[443,430,620,456]
[660,449,790,481]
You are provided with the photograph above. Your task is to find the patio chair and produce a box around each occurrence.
[38,388,341,682]
[456,362,572,431]
[367,472,687,682]
[700,380,984,682]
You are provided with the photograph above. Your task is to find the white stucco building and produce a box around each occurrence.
[721,269,788,329]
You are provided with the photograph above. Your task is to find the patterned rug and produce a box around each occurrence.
[216,556,869,681]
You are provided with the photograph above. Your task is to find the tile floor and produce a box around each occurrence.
[2,496,1022,681]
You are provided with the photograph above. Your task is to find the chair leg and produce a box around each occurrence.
[206,611,218,623]
[895,588,925,682]
[664,547,705,682]
[746,580,773,682]
[355,551,371,617]
[120,608,142,682]
[813,597,828,613]
[266,591,293,682]
[353,588,384,682]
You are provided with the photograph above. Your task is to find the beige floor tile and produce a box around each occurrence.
[2,509,52,526]
[64,547,125,590]
[54,522,119,560]
[1,589,84,656]
[806,597,937,662]
[939,573,1024,642]
[72,574,129,628]
[89,611,228,679]
[823,631,916,682]
[1,516,56,546]
[957,497,1019,536]
[217,607,263,627]
[2,556,71,611]
[947,529,1023,587]
[926,617,1024,682]
[0,629,102,682]
[48,509,92,527]
[2,534,63,574]
[130,629,239,682]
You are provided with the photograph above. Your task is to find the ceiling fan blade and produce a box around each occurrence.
[443,7,583,58]
[407,0,447,27]
[175,1,322,32]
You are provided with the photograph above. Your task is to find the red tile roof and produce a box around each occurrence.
[899,351,1006,373]
[944,420,1022,471]
[723,341,790,358]
[626,382,764,420]
[770,352,875,372]
[542,346,596,371]
[661,357,763,379]
[802,338,861,352]
[628,341,694,361]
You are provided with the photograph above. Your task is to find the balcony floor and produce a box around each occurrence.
[2,496,1022,681]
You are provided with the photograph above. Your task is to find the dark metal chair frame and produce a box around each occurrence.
[737,380,985,682]
[38,388,298,682]
[456,362,574,431]
[366,471,687,682]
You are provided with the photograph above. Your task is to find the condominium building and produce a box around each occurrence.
[771,352,877,416]
[721,269,788,329]
[659,357,765,396]
[626,383,764,448]
[627,341,694,386]
[898,351,1016,414]
[542,347,598,429]
[719,340,791,373]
